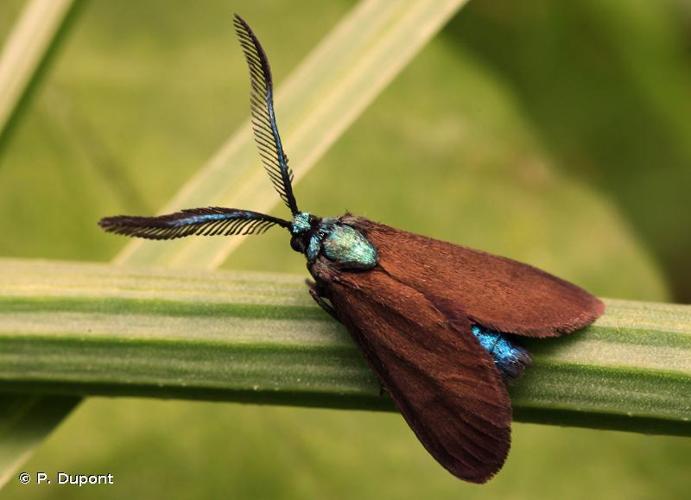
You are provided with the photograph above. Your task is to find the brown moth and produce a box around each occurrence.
[99,15,605,483]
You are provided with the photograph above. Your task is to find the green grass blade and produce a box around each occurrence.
[116,0,468,269]
[1,258,689,436]
[0,0,81,156]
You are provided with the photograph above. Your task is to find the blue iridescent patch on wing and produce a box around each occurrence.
[471,325,531,379]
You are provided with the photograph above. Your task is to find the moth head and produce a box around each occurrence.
[289,212,321,254]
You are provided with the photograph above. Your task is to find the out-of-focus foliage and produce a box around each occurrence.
[0,0,689,499]
[0,0,81,155]
[450,0,691,301]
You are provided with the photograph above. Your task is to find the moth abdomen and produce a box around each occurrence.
[471,326,531,380]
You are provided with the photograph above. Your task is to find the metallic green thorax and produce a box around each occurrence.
[322,224,377,269]
[291,212,377,270]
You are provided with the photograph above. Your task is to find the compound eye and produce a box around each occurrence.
[290,236,305,253]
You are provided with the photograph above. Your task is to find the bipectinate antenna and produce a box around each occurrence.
[99,207,290,240]
[98,16,300,242]
[233,14,299,215]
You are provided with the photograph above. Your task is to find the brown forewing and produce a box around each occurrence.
[342,216,605,338]
[310,259,512,483]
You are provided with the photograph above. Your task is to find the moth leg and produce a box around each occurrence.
[306,280,338,320]
[378,383,389,398]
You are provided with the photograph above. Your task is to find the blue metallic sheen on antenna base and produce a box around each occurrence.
[291,212,312,234]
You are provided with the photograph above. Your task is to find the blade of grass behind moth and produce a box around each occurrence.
[0,0,83,158]
[115,0,469,269]
[0,0,84,489]
[0,395,80,487]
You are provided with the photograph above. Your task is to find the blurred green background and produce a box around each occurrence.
[1,0,689,498]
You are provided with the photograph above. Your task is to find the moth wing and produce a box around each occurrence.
[345,216,604,337]
[311,260,511,483]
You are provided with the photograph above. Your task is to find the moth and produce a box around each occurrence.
[99,15,605,483]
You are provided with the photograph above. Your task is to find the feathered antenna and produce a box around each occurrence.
[233,14,299,215]
[98,16,298,242]
[99,207,290,240]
